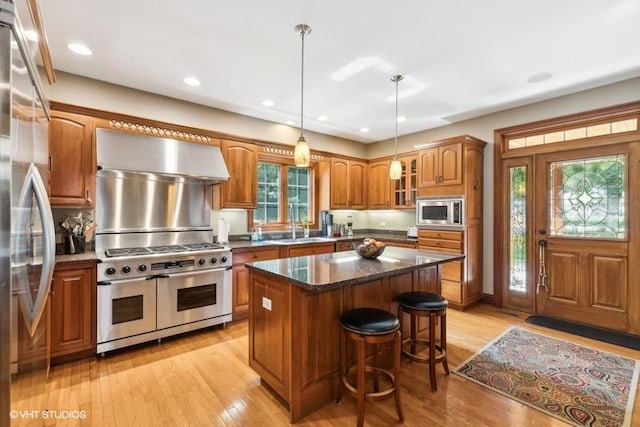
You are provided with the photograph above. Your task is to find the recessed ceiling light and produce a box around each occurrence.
[285,120,296,126]
[67,43,92,56]
[24,30,38,42]
[360,127,370,133]
[183,76,200,87]
[261,99,275,107]
[527,72,553,83]
[318,115,328,121]
[397,116,407,122]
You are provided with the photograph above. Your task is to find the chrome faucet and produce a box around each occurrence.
[289,203,296,239]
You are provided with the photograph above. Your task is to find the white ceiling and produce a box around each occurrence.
[38,0,640,143]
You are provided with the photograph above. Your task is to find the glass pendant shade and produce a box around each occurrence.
[389,157,402,180]
[294,136,310,167]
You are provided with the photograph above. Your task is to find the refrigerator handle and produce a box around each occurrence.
[18,164,56,337]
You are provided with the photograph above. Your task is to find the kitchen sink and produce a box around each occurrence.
[264,237,335,245]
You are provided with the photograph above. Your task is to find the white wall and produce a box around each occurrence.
[47,70,640,295]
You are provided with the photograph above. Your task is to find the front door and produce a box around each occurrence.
[533,144,633,330]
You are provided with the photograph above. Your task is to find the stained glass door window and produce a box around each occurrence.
[548,155,625,239]
[509,166,527,292]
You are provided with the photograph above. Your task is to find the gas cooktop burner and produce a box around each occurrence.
[104,242,226,258]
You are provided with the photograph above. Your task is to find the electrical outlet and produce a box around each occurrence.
[379,221,386,227]
[262,297,272,311]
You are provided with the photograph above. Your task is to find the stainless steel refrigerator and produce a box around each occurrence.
[0,1,54,425]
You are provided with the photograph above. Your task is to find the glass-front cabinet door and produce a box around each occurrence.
[392,156,417,209]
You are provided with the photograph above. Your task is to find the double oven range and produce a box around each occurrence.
[96,231,232,354]
[94,128,233,354]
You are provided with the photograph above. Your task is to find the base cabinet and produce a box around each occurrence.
[50,261,97,363]
[231,247,279,320]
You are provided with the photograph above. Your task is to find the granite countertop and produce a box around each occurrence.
[245,246,463,291]
[55,251,98,264]
[229,234,418,250]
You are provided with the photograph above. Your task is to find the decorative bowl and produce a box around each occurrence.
[353,239,386,259]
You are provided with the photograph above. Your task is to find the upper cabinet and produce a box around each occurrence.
[417,142,462,189]
[330,158,367,210]
[218,140,257,209]
[368,160,391,209]
[417,136,484,197]
[391,155,417,209]
[49,111,95,207]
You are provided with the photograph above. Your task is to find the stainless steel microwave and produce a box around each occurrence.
[416,196,464,227]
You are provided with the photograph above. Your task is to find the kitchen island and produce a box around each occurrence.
[245,247,464,422]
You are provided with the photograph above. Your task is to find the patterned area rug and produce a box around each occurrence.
[454,327,639,427]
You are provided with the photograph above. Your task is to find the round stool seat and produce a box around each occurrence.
[340,307,400,335]
[397,291,447,311]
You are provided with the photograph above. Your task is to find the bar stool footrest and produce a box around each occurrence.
[401,338,447,364]
[342,365,398,402]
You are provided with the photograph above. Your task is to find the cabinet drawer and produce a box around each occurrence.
[419,238,463,251]
[386,240,417,249]
[286,243,334,258]
[441,260,462,282]
[335,240,357,252]
[441,280,462,304]
[233,247,279,265]
[418,229,463,241]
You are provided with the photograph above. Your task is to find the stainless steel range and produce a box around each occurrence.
[96,231,232,354]
[95,129,231,354]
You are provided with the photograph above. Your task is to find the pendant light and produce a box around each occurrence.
[389,74,404,180]
[293,24,311,167]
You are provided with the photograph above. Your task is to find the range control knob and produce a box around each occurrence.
[138,264,147,272]
[121,266,131,274]
[220,256,228,263]
[210,257,218,264]
[105,267,116,276]
[198,258,206,266]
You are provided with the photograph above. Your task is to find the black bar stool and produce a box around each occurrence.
[396,291,449,391]
[338,307,404,427]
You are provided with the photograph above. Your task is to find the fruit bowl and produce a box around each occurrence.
[353,239,386,259]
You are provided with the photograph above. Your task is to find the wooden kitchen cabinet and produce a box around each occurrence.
[49,111,95,207]
[417,135,485,197]
[418,142,462,189]
[335,240,358,252]
[330,158,367,209]
[218,140,258,209]
[50,261,97,363]
[391,155,417,209]
[416,135,485,309]
[368,160,391,209]
[278,242,334,258]
[231,246,279,320]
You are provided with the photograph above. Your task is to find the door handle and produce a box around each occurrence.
[536,239,548,294]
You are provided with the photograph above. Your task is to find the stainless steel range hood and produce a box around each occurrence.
[96,128,229,181]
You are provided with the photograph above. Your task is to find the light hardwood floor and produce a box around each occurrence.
[15,304,640,426]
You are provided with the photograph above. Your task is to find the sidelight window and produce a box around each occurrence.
[508,166,527,292]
